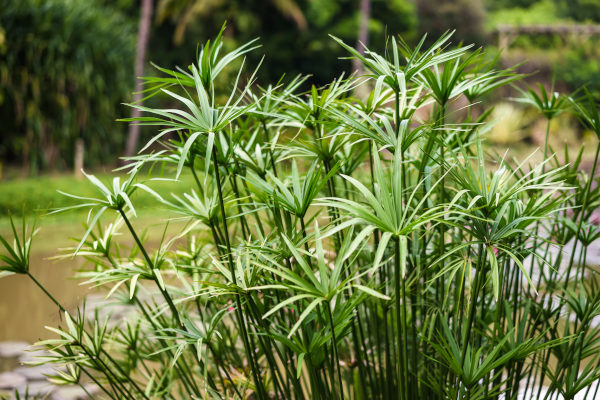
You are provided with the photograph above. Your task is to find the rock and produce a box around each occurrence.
[0,342,30,358]
[0,371,26,390]
[13,364,62,381]
[19,347,50,364]
[52,384,99,400]
[15,380,55,397]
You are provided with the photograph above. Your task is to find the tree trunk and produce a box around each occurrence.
[74,138,84,178]
[124,0,153,158]
[353,0,371,74]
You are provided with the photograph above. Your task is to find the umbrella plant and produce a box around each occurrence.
[3,28,600,400]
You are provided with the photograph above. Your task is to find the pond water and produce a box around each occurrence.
[0,218,92,345]
[0,213,184,345]
[0,252,87,344]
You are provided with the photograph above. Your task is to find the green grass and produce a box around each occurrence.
[485,0,574,30]
[0,171,195,218]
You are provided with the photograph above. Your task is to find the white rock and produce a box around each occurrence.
[52,384,99,400]
[19,348,50,364]
[13,364,61,381]
[15,380,55,397]
[0,372,26,389]
[0,342,30,358]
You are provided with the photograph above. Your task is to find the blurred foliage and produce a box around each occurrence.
[484,0,571,28]
[487,102,528,144]
[0,0,135,173]
[486,101,581,147]
[485,0,600,25]
[554,0,600,23]
[416,0,486,45]
[484,0,540,10]
[482,0,600,99]
[153,0,417,85]
[1,0,600,174]
[555,39,600,100]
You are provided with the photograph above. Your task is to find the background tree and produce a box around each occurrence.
[353,0,371,74]
[554,0,600,22]
[154,0,416,85]
[416,0,486,45]
[0,0,135,173]
[125,0,154,158]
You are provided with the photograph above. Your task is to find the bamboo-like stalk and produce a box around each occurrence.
[210,144,267,400]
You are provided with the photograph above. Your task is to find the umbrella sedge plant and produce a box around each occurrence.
[2,27,600,400]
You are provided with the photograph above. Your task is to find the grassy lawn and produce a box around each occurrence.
[0,171,197,219]
[0,172,195,343]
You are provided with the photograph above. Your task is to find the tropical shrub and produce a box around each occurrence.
[154,0,417,85]
[0,0,135,172]
[555,38,600,100]
[3,29,600,400]
[416,0,486,45]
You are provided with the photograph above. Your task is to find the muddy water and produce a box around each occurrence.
[0,221,91,343]
[0,254,88,343]
[0,214,185,344]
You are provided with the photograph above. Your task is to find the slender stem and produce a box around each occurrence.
[208,342,244,399]
[327,301,345,400]
[529,118,552,280]
[117,209,217,395]
[26,272,148,400]
[394,236,408,400]
[542,117,551,169]
[118,208,182,326]
[104,254,203,397]
[460,243,485,366]
[262,119,279,177]
[211,145,266,400]
[564,142,600,283]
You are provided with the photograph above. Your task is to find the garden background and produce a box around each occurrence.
[1,0,600,393]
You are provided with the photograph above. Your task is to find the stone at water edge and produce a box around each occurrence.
[52,384,100,400]
[13,364,63,381]
[18,347,51,364]
[15,380,55,397]
[0,371,27,389]
[0,342,30,358]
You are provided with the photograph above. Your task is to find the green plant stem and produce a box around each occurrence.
[26,272,147,400]
[564,142,600,283]
[136,299,204,397]
[78,356,118,399]
[228,172,250,238]
[318,304,338,400]
[238,173,267,237]
[394,236,408,400]
[31,309,130,400]
[117,209,217,395]
[327,301,345,400]
[460,243,485,366]
[103,253,204,397]
[208,342,244,399]
[368,143,389,399]
[529,118,552,280]
[245,296,289,399]
[211,144,267,400]
[542,117,551,169]
[118,209,182,326]
[321,156,372,397]
[190,160,204,193]
[262,120,279,177]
